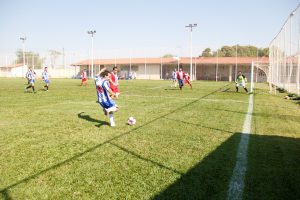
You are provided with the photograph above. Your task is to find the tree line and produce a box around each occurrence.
[201,45,269,57]
[15,49,62,69]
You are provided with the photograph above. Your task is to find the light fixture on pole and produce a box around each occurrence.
[87,30,96,78]
[185,23,197,80]
[20,37,26,77]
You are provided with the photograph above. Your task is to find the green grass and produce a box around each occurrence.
[0,78,299,200]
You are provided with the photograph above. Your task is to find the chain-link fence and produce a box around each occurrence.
[269,4,300,95]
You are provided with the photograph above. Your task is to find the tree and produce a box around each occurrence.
[201,48,213,57]
[15,49,45,69]
[199,45,269,57]
[221,46,235,57]
[163,54,175,58]
[49,50,62,68]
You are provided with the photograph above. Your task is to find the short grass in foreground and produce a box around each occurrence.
[0,78,299,200]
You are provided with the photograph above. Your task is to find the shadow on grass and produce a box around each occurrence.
[152,133,300,200]
[77,112,110,127]
[109,142,183,175]
[244,134,300,200]
[0,189,12,200]
[221,87,248,94]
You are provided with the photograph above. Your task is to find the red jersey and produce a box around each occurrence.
[176,71,185,80]
[110,72,119,93]
[185,74,191,84]
[82,71,87,79]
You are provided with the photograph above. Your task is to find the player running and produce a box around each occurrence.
[171,68,178,88]
[176,68,186,90]
[184,73,192,89]
[110,66,120,97]
[235,71,249,93]
[81,69,87,86]
[95,69,118,127]
[42,67,50,91]
[25,67,36,93]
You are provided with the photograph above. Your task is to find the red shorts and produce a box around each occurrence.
[82,78,87,82]
[185,80,191,84]
[111,86,119,93]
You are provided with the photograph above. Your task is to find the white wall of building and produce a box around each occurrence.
[136,64,160,80]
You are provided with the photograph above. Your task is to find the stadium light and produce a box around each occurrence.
[185,24,197,80]
[87,30,96,78]
[20,37,26,77]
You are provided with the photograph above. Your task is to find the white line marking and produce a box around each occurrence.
[227,94,254,200]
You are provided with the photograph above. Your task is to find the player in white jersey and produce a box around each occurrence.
[171,68,178,88]
[42,67,50,91]
[25,67,36,93]
[95,69,118,127]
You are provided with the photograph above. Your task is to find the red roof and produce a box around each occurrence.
[72,57,269,66]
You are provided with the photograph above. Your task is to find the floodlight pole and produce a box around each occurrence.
[87,30,96,78]
[20,37,26,78]
[185,24,197,80]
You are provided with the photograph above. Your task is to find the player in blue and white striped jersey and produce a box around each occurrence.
[95,69,118,127]
[42,67,50,91]
[25,67,36,93]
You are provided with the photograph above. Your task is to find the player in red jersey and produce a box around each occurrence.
[184,73,192,89]
[81,69,87,86]
[176,68,186,90]
[109,66,120,97]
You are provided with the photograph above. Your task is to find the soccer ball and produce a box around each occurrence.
[127,117,136,125]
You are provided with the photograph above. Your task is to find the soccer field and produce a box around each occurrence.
[0,78,299,200]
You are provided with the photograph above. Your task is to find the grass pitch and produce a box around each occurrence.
[0,78,299,200]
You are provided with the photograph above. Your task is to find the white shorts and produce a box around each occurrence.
[236,82,246,87]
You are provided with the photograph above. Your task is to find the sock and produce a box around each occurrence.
[32,86,35,92]
[236,87,238,92]
[244,88,248,93]
[26,85,32,89]
[109,113,115,126]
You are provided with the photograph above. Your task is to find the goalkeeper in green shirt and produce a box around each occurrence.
[235,71,249,93]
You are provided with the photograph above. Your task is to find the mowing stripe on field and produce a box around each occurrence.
[123,94,248,104]
[227,94,254,200]
[0,83,231,193]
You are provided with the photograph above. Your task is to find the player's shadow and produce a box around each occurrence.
[77,112,110,127]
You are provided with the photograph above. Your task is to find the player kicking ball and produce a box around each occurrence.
[95,69,118,127]
[235,71,249,93]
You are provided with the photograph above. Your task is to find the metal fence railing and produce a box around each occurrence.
[269,4,300,95]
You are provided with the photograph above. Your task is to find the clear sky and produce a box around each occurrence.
[0,0,299,58]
